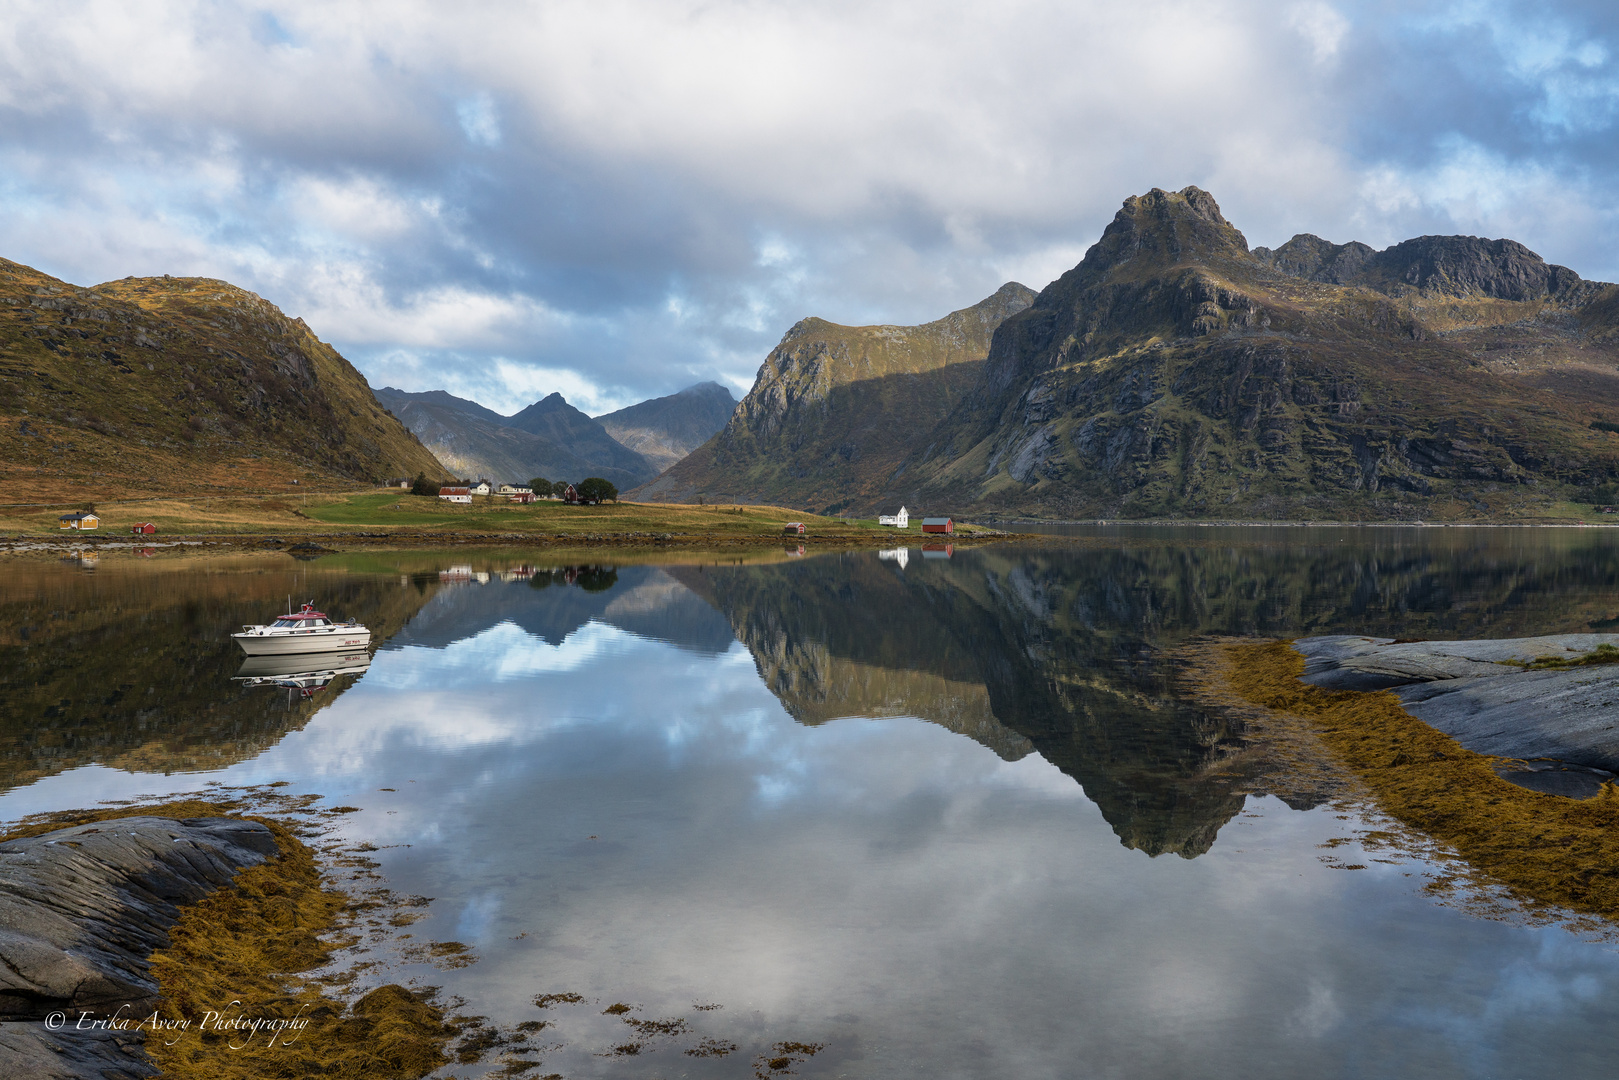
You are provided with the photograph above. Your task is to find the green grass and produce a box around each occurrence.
[298,492,902,536]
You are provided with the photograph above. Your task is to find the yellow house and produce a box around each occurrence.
[59,512,100,530]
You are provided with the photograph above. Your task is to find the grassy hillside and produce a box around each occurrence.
[0,258,447,502]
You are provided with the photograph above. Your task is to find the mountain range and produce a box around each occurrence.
[374,382,736,488]
[0,259,444,497]
[636,187,1619,520]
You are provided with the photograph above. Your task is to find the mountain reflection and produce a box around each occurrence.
[8,529,1619,856]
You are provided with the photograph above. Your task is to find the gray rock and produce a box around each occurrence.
[0,816,278,1079]
[0,1025,157,1079]
[1293,635,1619,776]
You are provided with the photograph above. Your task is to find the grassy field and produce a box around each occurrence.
[0,488,989,541]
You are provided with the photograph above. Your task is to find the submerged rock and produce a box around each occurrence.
[1294,635,1619,784]
[0,816,278,1077]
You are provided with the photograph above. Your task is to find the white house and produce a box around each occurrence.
[438,486,472,504]
[497,483,532,497]
[878,506,909,528]
[468,479,493,496]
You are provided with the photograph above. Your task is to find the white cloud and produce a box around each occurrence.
[1,0,1618,410]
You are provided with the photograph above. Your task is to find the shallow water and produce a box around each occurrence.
[6,529,1619,1078]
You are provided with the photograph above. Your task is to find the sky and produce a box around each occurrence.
[4,0,1619,415]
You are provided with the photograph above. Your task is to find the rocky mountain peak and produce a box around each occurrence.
[1051,186,1252,300]
[1252,234,1376,284]
[1364,234,1584,301]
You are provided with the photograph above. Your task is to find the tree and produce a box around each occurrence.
[577,477,618,504]
[529,477,550,495]
[411,472,440,497]
[551,480,571,499]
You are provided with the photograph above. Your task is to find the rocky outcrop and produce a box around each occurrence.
[0,817,278,1020]
[0,816,279,1078]
[1294,635,1619,795]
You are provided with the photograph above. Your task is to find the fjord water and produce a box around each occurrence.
[6,530,1619,1078]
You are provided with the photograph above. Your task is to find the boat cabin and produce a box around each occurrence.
[271,604,337,629]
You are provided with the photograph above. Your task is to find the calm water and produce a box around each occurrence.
[7,528,1619,1078]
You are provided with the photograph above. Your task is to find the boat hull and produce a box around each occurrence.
[233,629,372,656]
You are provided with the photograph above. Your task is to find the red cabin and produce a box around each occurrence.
[131,522,157,535]
[783,522,806,535]
[921,517,954,534]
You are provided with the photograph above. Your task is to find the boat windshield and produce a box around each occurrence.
[272,617,302,628]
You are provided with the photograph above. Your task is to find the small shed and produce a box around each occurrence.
[438,486,472,505]
[131,522,157,535]
[59,512,100,530]
[783,522,806,535]
[921,517,954,534]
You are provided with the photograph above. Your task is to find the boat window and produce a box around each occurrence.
[273,617,299,627]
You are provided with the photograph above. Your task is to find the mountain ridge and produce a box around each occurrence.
[642,186,1619,520]
[373,386,657,488]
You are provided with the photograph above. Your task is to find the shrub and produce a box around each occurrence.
[410,472,440,497]
[577,477,618,504]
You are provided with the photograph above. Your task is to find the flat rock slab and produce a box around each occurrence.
[0,816,278,1078]
[1294,635,1619,778]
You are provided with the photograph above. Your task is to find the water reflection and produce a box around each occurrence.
[233,652,373,698]
[5,532,1619,1076]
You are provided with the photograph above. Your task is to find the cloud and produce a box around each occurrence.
[3,0,1619,411]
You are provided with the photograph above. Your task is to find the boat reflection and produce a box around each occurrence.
[233,652,373,699]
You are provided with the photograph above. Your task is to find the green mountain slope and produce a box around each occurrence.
[632,282,1035,512]
[0,258,446,497]
[893,188,1619,520]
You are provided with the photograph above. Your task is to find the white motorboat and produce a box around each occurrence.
[233,602,372,655]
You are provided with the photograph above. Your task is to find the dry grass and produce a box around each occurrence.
[1221,640,1619,920]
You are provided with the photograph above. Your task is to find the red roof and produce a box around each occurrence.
[439,486,471,495]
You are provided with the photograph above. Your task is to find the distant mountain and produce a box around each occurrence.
[374,387,658,489]
[632,283,1036,512]
[595,381,737,472]
[638,187,1619,521]
[0,259,447,496]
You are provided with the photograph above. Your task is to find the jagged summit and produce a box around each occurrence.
[1255,230,1588,302]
